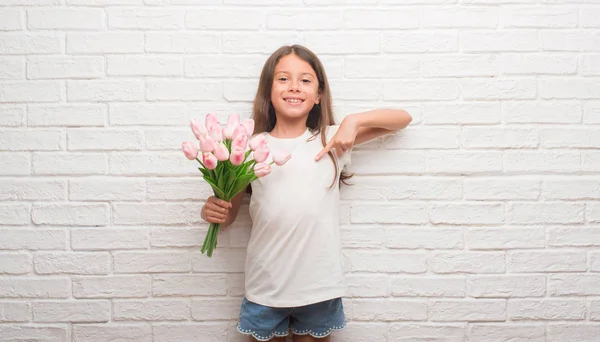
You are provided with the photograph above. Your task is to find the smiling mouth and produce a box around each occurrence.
[284,98,304,104]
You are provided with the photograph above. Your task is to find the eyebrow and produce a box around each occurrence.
[274,71,316,78]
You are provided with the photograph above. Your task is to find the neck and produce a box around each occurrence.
[270,116,308,138]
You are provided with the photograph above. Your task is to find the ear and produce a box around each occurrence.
[316,91,321,105]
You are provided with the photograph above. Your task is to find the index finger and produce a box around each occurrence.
[211,196,232,208]
[315,140,334,161]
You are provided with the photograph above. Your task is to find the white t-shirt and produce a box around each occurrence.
[244,125,351,307]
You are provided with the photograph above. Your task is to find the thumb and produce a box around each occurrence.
[315,141,333,161]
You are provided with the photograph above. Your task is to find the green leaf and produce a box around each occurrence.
[228,173,255,198]
[204,176,226,199]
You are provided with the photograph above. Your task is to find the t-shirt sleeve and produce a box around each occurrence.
[326,125,352,168]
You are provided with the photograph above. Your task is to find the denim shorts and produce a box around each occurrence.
[236,297,346,341]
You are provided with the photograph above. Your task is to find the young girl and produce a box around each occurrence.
[200,45,412,342]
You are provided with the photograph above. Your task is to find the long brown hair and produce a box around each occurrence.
[252,44,351,188]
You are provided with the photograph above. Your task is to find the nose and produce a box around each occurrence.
[288,80,300,92]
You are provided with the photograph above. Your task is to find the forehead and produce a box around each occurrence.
[274,54,316,75]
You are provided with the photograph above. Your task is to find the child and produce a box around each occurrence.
[200,45,412,342]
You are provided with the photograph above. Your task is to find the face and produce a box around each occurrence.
[270,53,321,121]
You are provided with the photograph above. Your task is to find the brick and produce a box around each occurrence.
[153,323,228,342]
[582,8,600,28]
[549,274,600,296]
[109,103,186,126]
[501,54,577,75]
[582,54,600,75]
[388,324,465,342]
[0,179,65,201]
[113,251,191,273]
[584,152,600,172]
[0,277,69,298]
[430,300,505,321]
[592,301,600,320]
[589,203,600,223]
[387,228,463,249]
[226,0,297,3]
[541,31,600,51]
[350,203,428,224]
[0,129,62,151]
[28,104,105,127]
[424,102,500,125]
[345,274,390,297]
[384,80,459,101]
[145,128,194,150]
[73,275,150,298]
[33,300,109,323]
[34,252,109,275]
[509,202,584,224]
[508,251,586,272]
[0,9,23,31]
[0,33,63,54]
[146,80,221,101]
[593,252,600,271]
[184,55,263,78]
[423,7,497,28]
[467,275,545,298]
[113,299,189,321]
[345,251,426,273]
[27,56,104,79]
[343,9,419,29]
[422,54,497,77]
[0,203,29,225]
[342,176,461,201]
[0,253,30,274]
[503,7,578,28]
[223,33,300,54]
[509,299,586,320]
[466,227,545,250]
[547,324,600,342]
[67,129,143,151]
[147,178,211,201]
[33,152,107,175]
[109,8,183,29]
[107,55,182,77]
[304,33,380,54]
[541,79,600,99]
[505,151,580,173]
[427,152,503,174]
[383,32,458,53]
[504,101,582,123]
[71,228,148,250]
[381,128,460,149]
[391,276,465,297]
[548,227,600,247]
[152,274,227,297]
[465,177,540,200]
[339,226,384,249]
[463,127,538,149]
[191,298,240,320]
[0,57,24,79]
[113,203,201,225]
[542,128,600,148]
[0,325,67,341]
[68,80,143,102]
[73,324,152,342]
[226,273,244,297]
[351,299,427,321]
[0,302,29,322]
[192,248,246,273]
[462,31,537,52]
[67,32,144,54]
[345,56,419,78]
[468,324,545,342]
[0,82,63,103]
[187,9,263,29]
[543,178,600,200]
[69,178,145,201]
[28,8,104,30]
[32,203,108,226]
[333,322,388,342]
[268,10,341,30]
[0,106,23,126]
[462,79,536,100]
[329,80,382,101]
[146,32,220,53]
[0,229,65,250]
[67,0,141,4]
[429,252,505,274]
[223,80,259,101]
[150,227,215,248]
[109,152,194,176]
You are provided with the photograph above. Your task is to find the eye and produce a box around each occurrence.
[301,79,311,83]
[278,77,288,82]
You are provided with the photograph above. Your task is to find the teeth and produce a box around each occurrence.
[286,99,302,103]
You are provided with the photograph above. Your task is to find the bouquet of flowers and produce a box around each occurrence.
[182,113,291,257]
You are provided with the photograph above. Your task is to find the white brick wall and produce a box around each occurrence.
[0,1,599,341]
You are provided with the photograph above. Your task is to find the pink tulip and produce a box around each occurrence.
[272,150,291,166]
[249,133,267,151]
[208,124,223,142]
[232,124,246,141]
[205,113,220,129]
[202,152,218,170]
[190,119,207,140]
[182,142,198,160]
[242,119,255,136]
[214,142,230,161]
[199,134,216,152]
[230,147,245,166]
[224,114,240,139]
[232,134,248,151]
[254,163,271,178]
[253,146,269,163]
